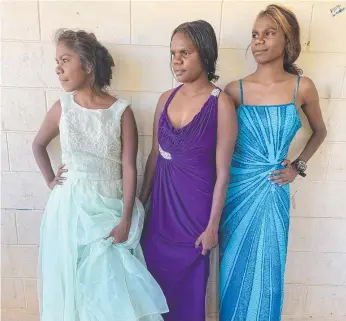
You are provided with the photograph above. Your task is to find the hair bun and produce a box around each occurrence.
[56,29,115,90]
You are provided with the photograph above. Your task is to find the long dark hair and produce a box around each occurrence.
[171,20,219,82]
[55,29,115,91]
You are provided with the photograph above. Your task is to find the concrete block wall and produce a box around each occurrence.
[1,1,346,320]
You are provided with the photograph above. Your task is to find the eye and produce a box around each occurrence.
[252,33,258,39]
[63,58,69,63]
[182,50,189,57]
[265,31,276,37]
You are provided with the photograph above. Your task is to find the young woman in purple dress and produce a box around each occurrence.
[140,20,238,321]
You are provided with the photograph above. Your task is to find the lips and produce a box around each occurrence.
[254,50,267,55]
[174,70,185,76]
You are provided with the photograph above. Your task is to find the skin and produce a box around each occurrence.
[139,32,238,255]
[225,16,327,185]
[32,41,138,244]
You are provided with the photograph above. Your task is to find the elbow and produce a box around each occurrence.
[150,147,159,158]
[32,140,44,154]
[148,148,159,164]
[316,126,327,142]
[32,141,37,153]
[322,127,328,140]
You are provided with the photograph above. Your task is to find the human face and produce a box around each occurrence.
[55,41,91,92]
[251,16,286,65]
[170,32,205,83]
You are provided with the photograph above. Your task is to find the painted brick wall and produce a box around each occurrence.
[1,1,346,320]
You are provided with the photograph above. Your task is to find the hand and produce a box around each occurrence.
[195,227,218,256]
[268,159,298,186]
[107,219,131,244]
[48,164,67,190]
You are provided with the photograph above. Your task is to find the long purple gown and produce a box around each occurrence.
[142,85,221,321]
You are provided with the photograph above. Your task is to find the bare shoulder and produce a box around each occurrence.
[159,89,175,104]
[218,90,236,110]
[47,100,62,122]
[224,80,241,106]
[224,80,240,97]
[299,76,317,91]
[156,88,175,113]
[299,76,319,104]
[50,99,62,111]
[122,105,135,118]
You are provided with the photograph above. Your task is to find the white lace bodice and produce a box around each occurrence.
[59,93,128,179]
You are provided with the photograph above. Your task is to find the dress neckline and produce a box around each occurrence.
[164,85,220,131]
[72,95,120,112]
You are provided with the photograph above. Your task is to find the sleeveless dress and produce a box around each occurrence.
[220,76,302,321]
[38,93,168,321]
[142,85,221,321]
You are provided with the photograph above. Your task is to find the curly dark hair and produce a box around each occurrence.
[171,20,219,82]
[55,29,115,91]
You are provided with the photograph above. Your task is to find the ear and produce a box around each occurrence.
[85,63,92,74]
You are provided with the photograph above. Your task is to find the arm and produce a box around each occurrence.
[195,92,238,255]
[121,107,138,223]
[109,107,138,243]
[296,77,327,162]
[270,77,327,185]
[224,80,241,107]
[32,101,63,189]
[139,90,172,206]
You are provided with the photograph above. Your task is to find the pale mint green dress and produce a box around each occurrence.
[38,93,168,321]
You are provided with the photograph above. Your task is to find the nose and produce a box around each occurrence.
[255,37,265,45]
[172,53,183,65]
[55,64,63,75]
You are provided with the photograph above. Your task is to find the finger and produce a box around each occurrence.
[271,178,286,184]
[58,164,65,169]
[55,176,66,182]
[105,233,117,243]
[269,169,286,175]
[268,173,286,180]
[201,246,208,256]
[54,178,65,185]
[57,169,68,176]
[195,236,202,248]
[281,159,290,166]
[280,181,290,186]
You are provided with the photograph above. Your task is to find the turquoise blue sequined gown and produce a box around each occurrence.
[220,76,302,321]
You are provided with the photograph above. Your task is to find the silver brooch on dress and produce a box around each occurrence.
[159,144,172,160]
[211,88,221,97]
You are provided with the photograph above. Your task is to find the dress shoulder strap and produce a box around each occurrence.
[112,99,130,119]
[293,75,301,104]
[59,92,73,115]
[239,80,244,105]
[163,85,183,112]
[211,88,221,98]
